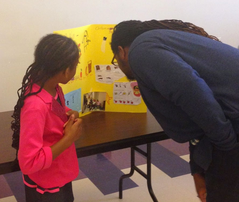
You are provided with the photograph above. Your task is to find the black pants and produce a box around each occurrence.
[25,182,74,202]
[205,144,239,202]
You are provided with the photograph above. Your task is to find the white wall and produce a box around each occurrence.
[1,0,239,112]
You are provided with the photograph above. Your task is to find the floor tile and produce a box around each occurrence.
[158,139,189,156]
[78,154,137,195]
[140,143,191,177]
[0,196,17,202]
[102,148,146,170]
[0,175,13,198]
[0,140,194,202]
[3,171,25,202]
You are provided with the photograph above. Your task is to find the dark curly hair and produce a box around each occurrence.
[11,34,79,151]
[111,19,220,54]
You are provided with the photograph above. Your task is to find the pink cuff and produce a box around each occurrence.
[42,147,53,169]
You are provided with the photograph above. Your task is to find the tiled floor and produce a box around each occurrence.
[0,140,200,202]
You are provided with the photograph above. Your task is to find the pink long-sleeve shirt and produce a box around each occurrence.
[18,84,79,190]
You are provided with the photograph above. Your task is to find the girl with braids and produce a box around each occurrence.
[11,34,82,202]
[111,19,239,202]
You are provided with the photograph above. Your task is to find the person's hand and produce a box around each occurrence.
[193,173,207,202]
[66,110,79,119]
[64,110,80,135]
[51,114,83,160]
[64,114,82,143]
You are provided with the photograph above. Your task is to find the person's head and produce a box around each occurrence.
[32,33,79,85]
[111,20,143,80]
[11,34,79,150]
[111,19,220,80]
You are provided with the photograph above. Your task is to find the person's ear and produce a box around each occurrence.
[118,46,128,61]
[62,67,72,80]
[63,67,70,76]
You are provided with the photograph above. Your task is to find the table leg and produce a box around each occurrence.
[146,143,158,202]
[119,143,158,202]
[119,147,135,199]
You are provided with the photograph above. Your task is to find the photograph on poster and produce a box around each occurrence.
[82,92,106,114]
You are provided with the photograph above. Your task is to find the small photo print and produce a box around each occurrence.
[82,92,107,114]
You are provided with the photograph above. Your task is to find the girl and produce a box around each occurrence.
[11,34,82,202]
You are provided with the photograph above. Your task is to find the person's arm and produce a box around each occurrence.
[193,173,207,202]
[189,142,207,201]
[130,44,237,150]
[19,102,82,174]
[18,105,52,174]
[189,142,205,174]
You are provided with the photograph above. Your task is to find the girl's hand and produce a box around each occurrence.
[64,110,80,129]
[66,110,79,118]
[64,114,82,143]
[51,114,82,160]
[193,173,207,202]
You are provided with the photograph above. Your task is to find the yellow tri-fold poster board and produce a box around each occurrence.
[54,24,147,116]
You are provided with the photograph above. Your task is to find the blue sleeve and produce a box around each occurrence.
[129,42,237,150]
[189,142,205,174]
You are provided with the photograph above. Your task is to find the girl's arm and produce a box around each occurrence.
[19,101,82,174]
[19,106,52,174]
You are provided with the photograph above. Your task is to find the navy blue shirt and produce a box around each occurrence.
[128,29,239,173]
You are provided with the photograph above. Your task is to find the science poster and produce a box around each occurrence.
[54,24,147,116]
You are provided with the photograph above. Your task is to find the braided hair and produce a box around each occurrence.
[11,34,79,150]
[111,19,220,54]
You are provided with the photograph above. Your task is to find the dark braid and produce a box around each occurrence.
[11,34,79,150]
[111,19,220,54]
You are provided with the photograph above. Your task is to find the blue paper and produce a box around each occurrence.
[64,88,82,112]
